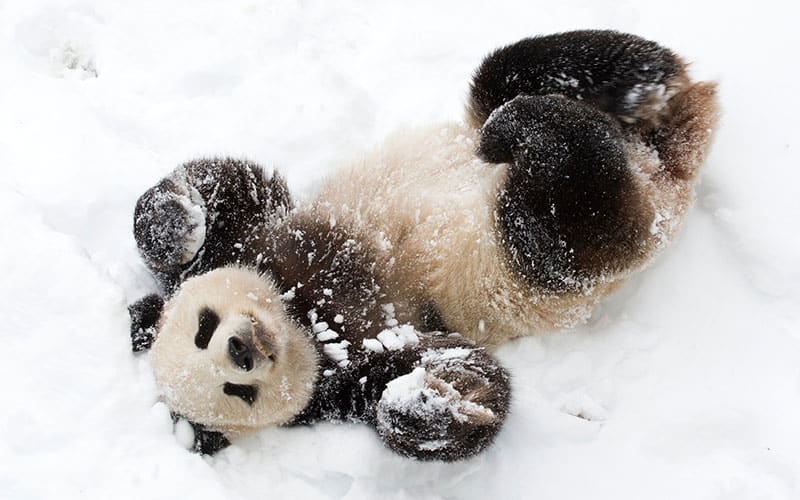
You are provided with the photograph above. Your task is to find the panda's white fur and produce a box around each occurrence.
[151,267,318,436]
[309,118,699,347]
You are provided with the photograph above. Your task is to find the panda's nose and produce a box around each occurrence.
[228,336,254,371]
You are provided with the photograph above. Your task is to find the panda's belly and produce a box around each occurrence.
[395,181,604,346]
[313,123,601,345]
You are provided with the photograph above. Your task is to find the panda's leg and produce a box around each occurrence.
[648,81,719,181]
[467,30,688,128]
[479,94,653,293]
[134,158,292,292]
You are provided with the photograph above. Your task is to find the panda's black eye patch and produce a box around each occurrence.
[223,382,258,405]
[195,307,220,349]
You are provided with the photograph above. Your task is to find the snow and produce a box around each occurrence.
[383,367,430,401]
[362,338,385,354]
[395,325,421,347]
[173,190,207,261]
[421,347,473,363]
[313,321,330,333]
[379,366,496,430]
[377,329,405,351]
[316,329,340,342]
[379,367,461,430]
[323,340,351,363]
[1,1,799,499]
[174,416,197,450]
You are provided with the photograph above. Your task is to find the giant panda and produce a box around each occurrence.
[129,30,718,461]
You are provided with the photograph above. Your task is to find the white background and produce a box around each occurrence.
[1,1,798,498]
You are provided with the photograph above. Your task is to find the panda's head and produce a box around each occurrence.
[148,267,318,436]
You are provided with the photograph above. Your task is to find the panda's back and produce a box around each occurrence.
[312,123,604,346]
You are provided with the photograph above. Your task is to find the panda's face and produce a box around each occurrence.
[150,267,318,436]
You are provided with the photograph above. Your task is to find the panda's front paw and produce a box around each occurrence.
[376,365,504,461]
[134,184,207,272]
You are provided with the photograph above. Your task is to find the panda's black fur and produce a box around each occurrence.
[482,94,649,293]
[130,30,718,461]
[467,30,687,128]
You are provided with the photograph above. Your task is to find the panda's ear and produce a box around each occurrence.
[171,413,231,455]
[188,422,231,455]
[128,294,165,352]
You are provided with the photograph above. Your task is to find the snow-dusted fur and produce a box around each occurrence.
[317,83,717,348]
[131,30,717,461]
[312,32,717,348]
[133,158,512,461]
[150,268,318,436]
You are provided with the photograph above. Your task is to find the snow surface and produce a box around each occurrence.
[1,1,799,499]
